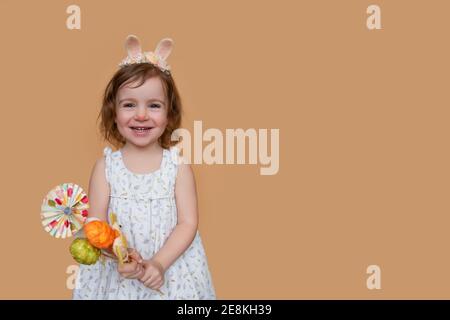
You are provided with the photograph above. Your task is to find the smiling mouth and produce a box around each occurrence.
[130,126,153,132]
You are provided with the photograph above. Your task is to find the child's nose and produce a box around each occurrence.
[134,105,149,120]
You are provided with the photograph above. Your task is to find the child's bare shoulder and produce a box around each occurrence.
[89,156,108,187]
[177,161,194,176]
[88,156,110,220]
[92,156,106,174]
[175,162,196,190]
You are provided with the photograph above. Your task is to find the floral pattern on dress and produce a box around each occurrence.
[73,146,216,300]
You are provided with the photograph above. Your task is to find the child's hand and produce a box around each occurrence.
[139,259,165,290]
[128,248,143,264]
[117,248,144,279]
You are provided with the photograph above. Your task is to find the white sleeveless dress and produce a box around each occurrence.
[73,146,216,300]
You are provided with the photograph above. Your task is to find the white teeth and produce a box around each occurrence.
[131,127,151,133]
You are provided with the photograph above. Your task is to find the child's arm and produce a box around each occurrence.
[151,163,199,272]
[87,158,110,221]
[88,157,144,276]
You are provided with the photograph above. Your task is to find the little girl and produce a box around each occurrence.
[73,35,216,300]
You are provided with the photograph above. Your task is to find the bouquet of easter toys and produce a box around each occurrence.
[40,183,131,266]
[41,183,165,296]
[70,213,130,265]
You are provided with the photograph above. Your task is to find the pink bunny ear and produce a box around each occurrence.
[125,35,142,58]
[154,38,174,61]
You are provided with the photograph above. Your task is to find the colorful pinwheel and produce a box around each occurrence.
[40,183,89,238]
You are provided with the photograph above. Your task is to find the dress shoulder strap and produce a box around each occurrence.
[159,146,181,191]
[168,145,181,167]
[103,147,113,184]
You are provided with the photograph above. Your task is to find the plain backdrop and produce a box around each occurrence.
[1,0,450,299]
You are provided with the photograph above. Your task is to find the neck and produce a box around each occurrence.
[122,142,162,155]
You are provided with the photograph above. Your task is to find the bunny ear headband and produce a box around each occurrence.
[118,35,173,75]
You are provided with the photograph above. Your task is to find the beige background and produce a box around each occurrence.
[1,0,449,299]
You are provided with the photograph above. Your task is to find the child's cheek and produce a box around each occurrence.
[155,113,169,127]
[114,116,127,136]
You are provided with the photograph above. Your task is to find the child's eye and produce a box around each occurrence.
[123,103,134,108]
[149,103,161,109]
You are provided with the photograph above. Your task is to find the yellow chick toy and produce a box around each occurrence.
[109,212,129,265]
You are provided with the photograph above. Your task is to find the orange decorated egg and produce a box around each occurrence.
[84,220,116,249]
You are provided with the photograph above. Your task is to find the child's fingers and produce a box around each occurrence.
[134,268,145,280]
[153,280,164,290]
[128,249,143,263]
[127,267,144,279]
[120,264,143,279]
[143,273,157,287]
[143,272,158,285]
[149,280,163,290]
[139,269,153,283]
[118,260,139,274]
[144,274,163,288]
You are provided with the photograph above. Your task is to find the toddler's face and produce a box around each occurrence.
[115,76,169,148]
